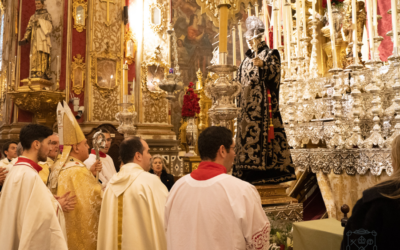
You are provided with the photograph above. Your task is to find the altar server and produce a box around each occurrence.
[0,124,68,250]
[165,126,270,250]
[84,128,117,189]
[97,137,168,250]
[49,102,102,250]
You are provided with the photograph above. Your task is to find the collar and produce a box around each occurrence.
[91,149,106,158]
[7,158,12,162]
[35,9,48,14]
[245,41,269,59]
[190,161,227,181]
[16,157,43,173]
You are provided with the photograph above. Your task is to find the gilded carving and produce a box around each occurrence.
[100,0,115,27]
[92,85,119,121]
[72,0,88,32]
[71,54,85,95]
[124,28,137,65]
[195,0,257,27]
[90,42,121,98]
[149,3,167,33]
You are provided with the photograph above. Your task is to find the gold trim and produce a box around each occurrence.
[124,28,137,65]
[100,0,115,27]
[149,3,167,33]
[71,54,86,95]
[72,0,88,32]
[118,193,124,250]
[90,42,121,98]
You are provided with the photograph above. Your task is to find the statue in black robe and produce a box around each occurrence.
[232,18,296,185]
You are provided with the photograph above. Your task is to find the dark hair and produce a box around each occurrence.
[198,126,233,161]
[2,141,18,157]
[98,128,110,134]
[119,137,144,164]
[19,124,53,150]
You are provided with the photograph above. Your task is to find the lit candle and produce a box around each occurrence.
[123,63,128,100]
[352,0,358,62]
[278,0,282,47]
[29,54,32,79]
[391,0,398,52]
[255,2,259,17]
[296,0,301,56]
[232,27,236,65]
[366,0,375,60]
[238,21,244,61]
[219,5,229,56]
[327,0,338,68]
[57,56,60,80]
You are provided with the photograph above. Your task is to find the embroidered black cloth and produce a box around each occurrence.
[232,41,296,185]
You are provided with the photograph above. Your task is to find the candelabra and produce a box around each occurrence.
[345,68,364,148]
[363,86,385,148]
[115,103,137,138]
[327,68,344,149]
[385,61,400,148]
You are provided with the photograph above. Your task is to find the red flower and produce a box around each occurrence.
[181,82,201,118]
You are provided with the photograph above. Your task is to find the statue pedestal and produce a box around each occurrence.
[20,78,53,91]
[256,184,298,206]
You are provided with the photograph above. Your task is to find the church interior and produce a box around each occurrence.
[0,0,397,248]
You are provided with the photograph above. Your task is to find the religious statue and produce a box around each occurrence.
[232,17,296,185]
[19,0,53,80]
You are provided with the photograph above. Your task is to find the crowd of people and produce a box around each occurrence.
[0,123,270,250]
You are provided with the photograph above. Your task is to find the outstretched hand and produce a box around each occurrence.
[55,191,77,213]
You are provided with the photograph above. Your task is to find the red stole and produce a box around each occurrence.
[190,161,227,181]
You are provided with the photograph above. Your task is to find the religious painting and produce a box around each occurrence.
[97,59,116,88]
[146,64,165,92]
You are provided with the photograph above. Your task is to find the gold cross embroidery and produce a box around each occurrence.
[100,0,115,26]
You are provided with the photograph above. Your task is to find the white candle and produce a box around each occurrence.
[392,0,398,52]
[302,0,306,37]
[278,0,282,47]
[14,56,16,81]
[296,0,301,56]
[283,1,287,55]
[273,1,277,48]
[286,1,292,73]
[312,0,316,21]
[289,0,294,44]
[238,21,244,61]
[9,62,11,87]
[263,0,270,47]
[352,0,358,62]
[366,0,375,60]
[57,56,60,80]
[247,3,251,16]
[327,0,338,68]
[232,27,236,66]
[372,0,377,27]
[29,54,32,78]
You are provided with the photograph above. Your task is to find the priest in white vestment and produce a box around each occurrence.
[97,137,168,250]
[165,126,271,250]
[84,129,117,189]
[0,124,69,250]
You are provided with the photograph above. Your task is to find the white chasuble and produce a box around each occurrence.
[84,151,117,189]
[0,158,68,250]
[165,174,271,250]
[97,163,168,250]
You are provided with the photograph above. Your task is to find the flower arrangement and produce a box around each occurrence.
[322,0,344,9]
[181,82,200,119]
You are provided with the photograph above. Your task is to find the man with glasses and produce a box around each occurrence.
[84,128,116,189]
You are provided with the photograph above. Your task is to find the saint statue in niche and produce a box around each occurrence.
[19,0,53,80]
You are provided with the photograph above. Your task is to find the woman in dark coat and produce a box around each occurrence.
[341,136,400,250]
[149,155,175,191]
